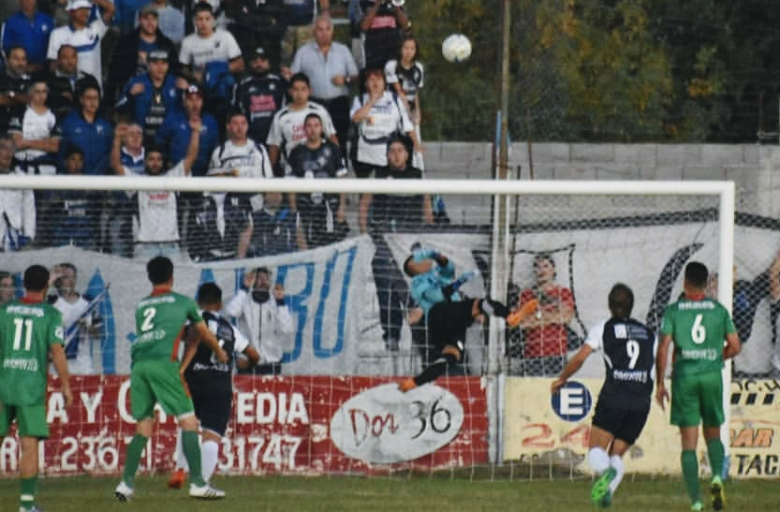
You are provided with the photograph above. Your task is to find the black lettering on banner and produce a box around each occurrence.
[410,398,453,440]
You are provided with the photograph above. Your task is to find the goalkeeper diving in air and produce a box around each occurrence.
[398,247,539,392]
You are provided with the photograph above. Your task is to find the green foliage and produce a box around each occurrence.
[408,0,780,142]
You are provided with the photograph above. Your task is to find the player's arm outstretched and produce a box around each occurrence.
[551,344,593,394]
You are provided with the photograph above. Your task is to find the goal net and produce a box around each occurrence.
[0,175,743,481]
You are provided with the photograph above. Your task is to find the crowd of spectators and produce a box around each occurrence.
[0,0,430,261]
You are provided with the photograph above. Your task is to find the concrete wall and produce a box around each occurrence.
[421,142,780,220]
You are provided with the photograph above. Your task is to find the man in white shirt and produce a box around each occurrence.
[112,119,201,260]
[266,72,337,170]
[179,2,244,84]
[0,136,36,252]
[8,78,61,176]
[46,0,115,90]
[208,111,273,179]
[224,267,293,374]
[48,263,102,375]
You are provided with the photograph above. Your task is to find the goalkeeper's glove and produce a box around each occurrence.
[412,247,442,263]
[442,269,479,299]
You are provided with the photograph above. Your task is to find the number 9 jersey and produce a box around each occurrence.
[661,297,736,377]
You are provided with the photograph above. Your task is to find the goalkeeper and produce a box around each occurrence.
[399,248,538,392]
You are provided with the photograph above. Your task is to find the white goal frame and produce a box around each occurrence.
[0,175,735,471]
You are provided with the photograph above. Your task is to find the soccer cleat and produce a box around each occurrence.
[398,378,417,393]
[710,478,726,511]
[20,507,45,512]
[690,501,703,511]
[590,467,616,506]
[599,491,612,508]
[168,468,187,489]
[189,483,225,499]
[114,480,134,502]
[506,298,539,328]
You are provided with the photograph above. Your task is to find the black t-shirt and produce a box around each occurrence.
[371,164,425,231]
[185,311,241,387]
[587,317,656,410]
[232,74,287,144]
[189,192,253,262]
[0,72,31,132]
[287,140,347,210]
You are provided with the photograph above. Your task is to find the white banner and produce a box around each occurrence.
[0,236,377,375]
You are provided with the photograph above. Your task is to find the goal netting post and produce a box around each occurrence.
[0,175,733,482]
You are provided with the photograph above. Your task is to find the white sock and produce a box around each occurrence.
[175,428,189,471]
[609,455,625,494]
[588,447,610,474]
[201,440,220,483]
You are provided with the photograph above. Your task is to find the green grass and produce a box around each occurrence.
[1,475,778,512]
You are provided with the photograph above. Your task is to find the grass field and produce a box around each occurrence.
[0,476,777,512]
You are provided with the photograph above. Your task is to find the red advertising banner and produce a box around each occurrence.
[0,376,487,477]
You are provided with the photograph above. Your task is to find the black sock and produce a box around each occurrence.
[479,298,509,318]
[414,352,459,386]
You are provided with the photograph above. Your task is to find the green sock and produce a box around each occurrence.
[182,430,205,487]
[122,434,148,488]
[706,438,725,481]
[20,475,37,510]
[681,450,701,503]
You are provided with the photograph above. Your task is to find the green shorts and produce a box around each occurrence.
[0,402,48,438]
[130,360,194,421]
[670,371,724,428]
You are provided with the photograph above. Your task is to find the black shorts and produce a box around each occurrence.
[186,376,232,437]
[427,300,476,357]
[591,400,650,445]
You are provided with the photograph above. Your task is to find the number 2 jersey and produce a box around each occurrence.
[586,317,656,410]
[133,291,203,364]
[661,297,736,378]
[0,299,64,406]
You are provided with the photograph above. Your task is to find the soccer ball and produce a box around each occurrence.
[442,34,472,63]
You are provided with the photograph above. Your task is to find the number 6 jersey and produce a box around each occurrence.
[586,317,656,410]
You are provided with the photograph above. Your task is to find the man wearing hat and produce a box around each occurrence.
[107,3,177,107]
[46,0,115,90]
[232,47,288,144]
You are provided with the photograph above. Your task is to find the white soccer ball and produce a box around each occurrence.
[442,34,472,63]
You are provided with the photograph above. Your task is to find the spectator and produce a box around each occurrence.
[1,0,55,73]
[0,136,36,252]
[114,119,201,259]
[46,44,99,121]
[60,81,113,175]
[106,122,145,256]
[347,0,364,69]
[52,0,70,26]
[179,2,244,125]
[223,0,286,65]
[0,45,32,133]
[0,271,15,306]
[385,35,423,166]
[358,0,410,72]
[107,4,178,107]
[515,253,576,376]
[350,67,419,178]
[46,0,115,90]
[266,72,337,172]
[358,136,432,350]
[232,47,287,145]
[48,263,103,375]
[291,14,358,158]
[138,0,186,46]
[247,191,295,256]
[187,183,254,262]
[207,110,273,178]
[115,49,183,144]
[286,112,347,250]
[114,0,151,34]
[281,0,328,65]
[225,267,293,375]
[155,83,218,177]
[9,78,61,176]
[39,145,100,249]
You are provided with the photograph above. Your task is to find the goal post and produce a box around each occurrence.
[0,174,736,480]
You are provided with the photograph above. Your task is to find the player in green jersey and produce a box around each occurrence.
[115,256,229,502]
[655,262,741,512]
[0,264,73,512]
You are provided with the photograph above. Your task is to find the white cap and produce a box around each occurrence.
[67,0,93,11]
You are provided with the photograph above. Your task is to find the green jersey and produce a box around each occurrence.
[0,300,64,406]
[661,297,736,377]
[132,290,203,364]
